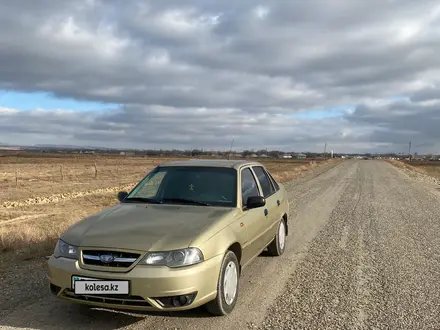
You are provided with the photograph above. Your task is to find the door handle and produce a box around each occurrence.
[264,209,268,216]
[277,200,280,206]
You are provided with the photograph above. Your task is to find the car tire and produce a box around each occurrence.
[205,250,240,316]
[266,219,287,256]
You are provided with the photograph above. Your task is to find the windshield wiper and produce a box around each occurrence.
[123,197,163,204]
[161,197,210,206]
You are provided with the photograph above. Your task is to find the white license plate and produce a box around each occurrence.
[72,276,129,295]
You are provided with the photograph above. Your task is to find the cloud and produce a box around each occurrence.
[0,0,440,152]
[0,105,356,151]
[346,91,440,152]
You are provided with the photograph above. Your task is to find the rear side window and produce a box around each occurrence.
[241,168,260,206]
[252,166,276,198]
[266,170,280,191]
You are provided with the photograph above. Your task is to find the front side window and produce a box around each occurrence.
[241,168,260,206]
[125,166,237,207]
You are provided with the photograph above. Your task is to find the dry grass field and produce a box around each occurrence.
[0,153,337,267]
[403,160,440,179]
[387,159,440,179]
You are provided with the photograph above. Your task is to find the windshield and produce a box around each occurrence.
[124,166,237,207]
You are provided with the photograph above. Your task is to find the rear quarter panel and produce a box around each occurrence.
[279,183,289,215]
[279,184,290,236]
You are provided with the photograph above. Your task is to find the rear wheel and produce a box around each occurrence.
[267,219,287,256]
[205,250,240,316]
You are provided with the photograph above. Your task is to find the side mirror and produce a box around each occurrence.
[117,191,128,201]
[246,196,266,209]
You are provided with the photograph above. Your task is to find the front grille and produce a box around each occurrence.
[63,289,151,307]
[82,250,141,268]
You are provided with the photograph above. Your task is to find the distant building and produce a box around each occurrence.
[0,146,21,150]
[119,151,135,156]
[296,153,307,159]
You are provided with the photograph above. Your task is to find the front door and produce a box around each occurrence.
[239,167,269,265]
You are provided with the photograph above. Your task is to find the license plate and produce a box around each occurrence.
[72,276,129,295]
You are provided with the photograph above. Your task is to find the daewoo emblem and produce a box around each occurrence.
[100,254,114,263]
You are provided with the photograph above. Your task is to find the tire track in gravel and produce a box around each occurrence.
[259,160,440,330]
[367,161,440,329]
[259,161,380,330]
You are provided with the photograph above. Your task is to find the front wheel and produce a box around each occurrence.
[205,250,240,316]
[267,219,287,256]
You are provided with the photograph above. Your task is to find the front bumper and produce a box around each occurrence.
[47,254,223,311]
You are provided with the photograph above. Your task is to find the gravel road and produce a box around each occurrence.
[1,160,439,330]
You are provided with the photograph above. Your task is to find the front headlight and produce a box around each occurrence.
[54,239,79,259]
[140,248,204,268]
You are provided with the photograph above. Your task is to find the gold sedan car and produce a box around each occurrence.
[47,159,289,316]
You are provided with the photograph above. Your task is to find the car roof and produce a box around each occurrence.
[157,158,264,170]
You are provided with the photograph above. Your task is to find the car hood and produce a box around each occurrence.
[61,203,234,252]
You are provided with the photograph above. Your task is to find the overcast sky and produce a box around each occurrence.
[1,0,440,153]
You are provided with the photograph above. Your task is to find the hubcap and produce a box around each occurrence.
[279,221,286,250]
[223,261,238,305]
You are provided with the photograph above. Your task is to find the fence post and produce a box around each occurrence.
[93,162,98,178]
[15,169,18,187]
[60,164,64,182]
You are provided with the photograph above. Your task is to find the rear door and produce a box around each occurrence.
[251,166,281,245]
[265,168,288,214]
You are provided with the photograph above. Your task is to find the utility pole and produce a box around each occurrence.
[408,141,412,161]
[324,142,327,158]
[228,138,235,160]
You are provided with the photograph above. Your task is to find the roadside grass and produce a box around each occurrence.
[0,225,61,257]
[0,194,117,264]
[408,161,440,179]
[387,159,440,180]
[269,161,320,182]
[0,156,339,266]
